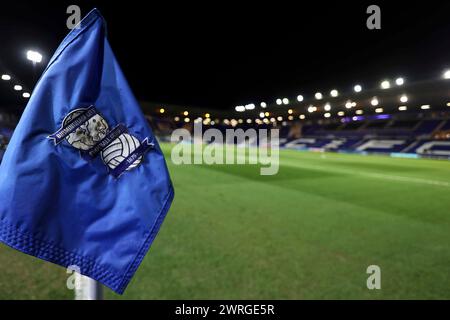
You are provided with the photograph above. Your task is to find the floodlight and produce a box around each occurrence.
[26,50,43,63]
[381,80,390,89]
[444,70,450,79]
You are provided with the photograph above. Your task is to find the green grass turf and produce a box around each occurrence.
[1,143,450,299]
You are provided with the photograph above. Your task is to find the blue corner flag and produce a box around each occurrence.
[0,9,174,294]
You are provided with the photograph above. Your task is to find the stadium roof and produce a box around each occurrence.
[2,1,450,112]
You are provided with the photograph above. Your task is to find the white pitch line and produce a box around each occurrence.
[360,172,450,187]
[282,159,450,188]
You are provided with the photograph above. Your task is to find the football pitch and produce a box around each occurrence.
[1,143,450,299]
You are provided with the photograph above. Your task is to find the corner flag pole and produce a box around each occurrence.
[75,273,104,300]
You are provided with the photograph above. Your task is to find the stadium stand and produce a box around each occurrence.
[2,99,450,162]
[276,115,449,157]
[414,119,443,135]
[146,109,450,159]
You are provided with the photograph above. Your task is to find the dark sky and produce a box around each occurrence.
[1,1,450,111]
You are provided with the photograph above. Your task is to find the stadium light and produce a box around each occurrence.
[381,80,390,89]
[205,113,210,118]
[276,98,282,105]
[307,105,316,113]
[338,111,345,116]
[398,106,407,111]
[235,105,245,112]
[395,77,404,86]
[355,109,363,115]
[375,108,383,113]
[299,114,306,120]
[400,95,408,103]
[353,84,362,92]
[288,116,294,121]
[277,116,283,121]
[1,74,11,81]
[324,103,331,111]
[26,50,43,63]
[330,89,338,97]
[443,70,450,79]
[14,85,23,91]
[282,98,289,105]
[315,92,323,100]
[245,104,255,110]
[174,116,180,121]
[371,97,379,106]
[183,111,189,116]
[421,105,430,110]
[260,102,267,108]
[270,117,276,123]
[184,117,190,122]
[159,108,165,114]
[288,109,293,114]
[351,102,357,107]
[246,119,252,124]
[297,95,304,102]
[259,112,265,118]
[345,101,353,109]
[265,112,270,117]
[22,92,31,98]
[447,102,450,107]
[324,113,331,118]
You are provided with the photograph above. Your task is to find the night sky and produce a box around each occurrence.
[1,1,450,111]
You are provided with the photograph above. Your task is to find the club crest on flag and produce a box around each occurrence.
[47,105,154,178]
